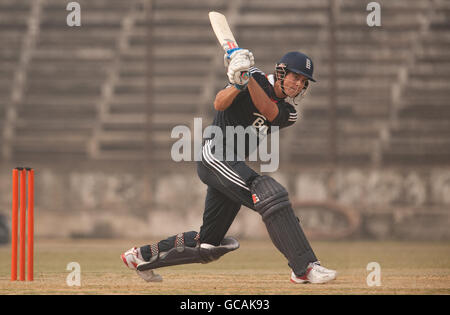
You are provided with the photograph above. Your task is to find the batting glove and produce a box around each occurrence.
[227,54,252,88]
[224,48,255,68]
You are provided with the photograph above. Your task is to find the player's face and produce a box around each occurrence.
[283,72,308,97]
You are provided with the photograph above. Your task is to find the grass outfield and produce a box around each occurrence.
[0,239,449,295]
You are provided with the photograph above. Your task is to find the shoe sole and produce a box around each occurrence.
[290,274,336,284]
[290,278,308,284]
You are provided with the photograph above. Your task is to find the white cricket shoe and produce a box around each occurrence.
[311,261,337,276]
[290,262,337,284]
[121,247,163,282]
[121,247,145,270]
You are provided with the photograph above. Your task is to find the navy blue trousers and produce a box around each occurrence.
[197,139,261,245]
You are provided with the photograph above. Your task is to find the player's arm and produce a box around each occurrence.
[247,77,279,122]
[213,86,240,111]
[271,101,298,128]
[226,50,278,121]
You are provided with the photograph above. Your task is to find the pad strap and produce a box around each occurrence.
[175,233,184,252]
[150,243,159,258]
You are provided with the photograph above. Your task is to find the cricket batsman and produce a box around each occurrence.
[122,50,337,284]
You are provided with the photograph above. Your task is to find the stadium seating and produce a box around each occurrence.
[0,0,448,166]
[0,0,32,159]
[381,0,450,164]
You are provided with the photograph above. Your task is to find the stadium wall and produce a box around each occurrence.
[1,162,449,241]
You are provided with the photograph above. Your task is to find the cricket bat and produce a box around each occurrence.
[209,11,249,83]
[209,11,239,52]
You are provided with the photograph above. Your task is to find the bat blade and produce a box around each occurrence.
[209,11,239,52]
[209,11,249,85]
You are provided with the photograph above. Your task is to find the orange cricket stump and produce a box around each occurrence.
[11,169,19,281]
[19,168,26,281]
[27,168,34,281]
[11,167,35,282]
